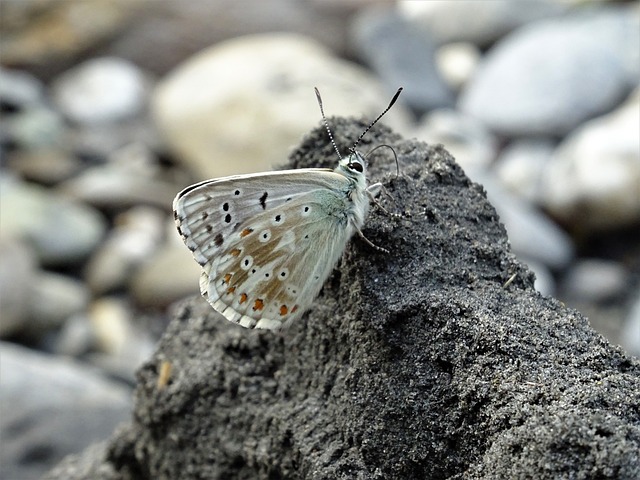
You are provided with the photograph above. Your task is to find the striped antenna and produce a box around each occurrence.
[314,87,343,160]
[351,87,403,152]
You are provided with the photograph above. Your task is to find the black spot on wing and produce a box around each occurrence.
[259,192,268,210]
[214,233,224,246]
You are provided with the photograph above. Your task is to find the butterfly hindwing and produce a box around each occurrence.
[174,169,354,328]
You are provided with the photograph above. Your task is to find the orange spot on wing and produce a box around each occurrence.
[239,293,248,304]
[226,286,236,294]
[240,228,253,237]
[253,299,264,311]
[223,273,232,284]
[279,305,288,316]
[230,248,241,257]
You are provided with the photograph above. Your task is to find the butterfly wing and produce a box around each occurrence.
[173,169,354,329]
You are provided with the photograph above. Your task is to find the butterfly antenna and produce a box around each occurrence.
[315,87,342,160]
[366,144,400,178]
[351,87,403,153]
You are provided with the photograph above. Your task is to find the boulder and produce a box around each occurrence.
[45,118,640,480]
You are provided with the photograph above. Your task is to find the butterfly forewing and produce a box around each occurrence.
[174,169,354,329]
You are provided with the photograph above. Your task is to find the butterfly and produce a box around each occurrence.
[173,87,402,330]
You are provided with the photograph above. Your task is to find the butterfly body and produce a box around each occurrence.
[174,152,379,330]
[174,86,402,330]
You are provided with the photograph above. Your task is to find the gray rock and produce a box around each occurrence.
[621,289,640,357]
[85,297,156,383]
[561,259,630,303]
[85,206,165,294]
[0,1,140,76]
[6,148,83,186]
[52,57,148,125]
[130,240,203,309]
[540,88,640,231]
[0,239,36,337]
[3,105,66,149]
[0,67,44,109]
[412,109,498,170]
[519,256,555,297]
[459,6,639,136]
[398,0,567,46]
[0,239,89,338]
[45,119,639,480]
[54,313,95,357]
[58,145,177,210]
[471,170,574,270]
[0,342,132,480]
[435,42,481,93]
[0,175,107,266]
[29,271,90,333]
[351,7,454,113]
[494,138,556,203]
[152,32,412,179]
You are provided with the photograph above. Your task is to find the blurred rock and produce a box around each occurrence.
[54,314,95,358]
[435,42,481,93]
[0,66,44,110]
[541,88,640,230]
[561,259,629,303]
[494,138,555,203]
[0,341,132,480]
[0,175,107,266]
[459,6,639,136]
[85,206,165,294]
[520,257,555,298]
[6,148,83,185]
[621,289,640,357]
[87,296,156,381]
[351,7,454,113]
[89,297,134,356]
[0,0,141,74]
[52,57,149,125]
[152,32,412,179]
[130,236,202,309]
[2,105,66,149]
[473,171,574,270]
[0,239,89,339]
[29,272,90,334]
[67,118,162,162]
[412,109,497,170]
[103,0,361,75]
[0,240,36,337]
[58,143,176,210]
[398,0,566,46]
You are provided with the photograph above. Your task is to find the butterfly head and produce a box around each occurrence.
[337,150,367,182]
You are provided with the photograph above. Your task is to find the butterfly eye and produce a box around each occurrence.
[348,162,364,173]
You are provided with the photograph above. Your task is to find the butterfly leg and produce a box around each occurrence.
[353,224,389,254]
[367,183,397,217]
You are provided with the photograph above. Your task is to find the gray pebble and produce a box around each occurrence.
[0,175,106,266]
[52,57,148,125]
[561,259,629,303]
[0,341,131,479]
[459,6,638,136]
[351,7,454,113]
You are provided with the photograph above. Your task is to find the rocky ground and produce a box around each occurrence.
[0,0,638,478]
[44,120,640,479]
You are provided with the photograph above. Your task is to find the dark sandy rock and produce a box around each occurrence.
[45,118,640,479]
